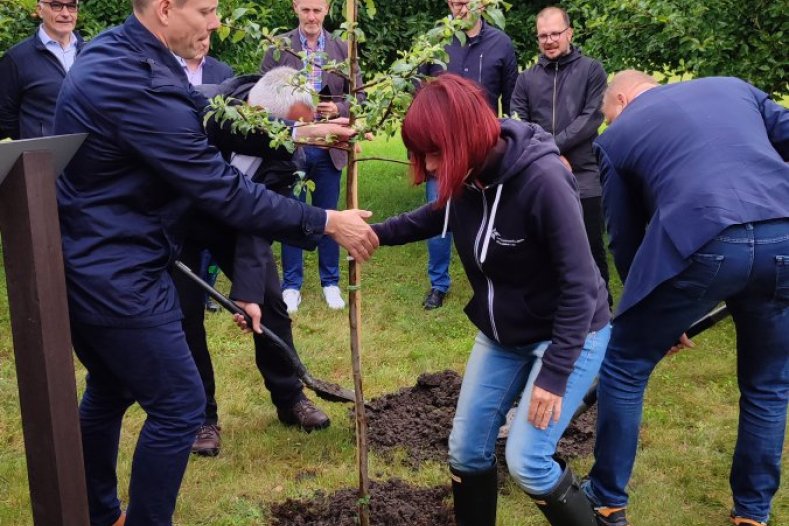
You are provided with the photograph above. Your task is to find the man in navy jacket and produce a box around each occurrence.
[510,6,611,308]
[53,0,377,524]
[418,0,518,310]
[583,71,789,526]
[0,0,84,139]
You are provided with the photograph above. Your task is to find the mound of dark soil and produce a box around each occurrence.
[365,370,597,469]
[270,479,454,526]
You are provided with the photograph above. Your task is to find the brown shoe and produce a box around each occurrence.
[111,512,126,526]
[191,424,221,457]
[277,398,330,432]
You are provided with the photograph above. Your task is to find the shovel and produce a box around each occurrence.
[173,260,358,404]
[570,304,731,421]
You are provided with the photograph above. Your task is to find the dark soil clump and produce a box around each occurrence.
[365,370,597,469]
[270,479,454,526]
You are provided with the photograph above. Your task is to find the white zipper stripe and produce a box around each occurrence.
[474,189,499,341]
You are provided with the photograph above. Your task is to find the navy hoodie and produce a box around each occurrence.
[373,119,610,395]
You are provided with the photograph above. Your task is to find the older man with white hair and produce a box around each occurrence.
[178,67,334,460]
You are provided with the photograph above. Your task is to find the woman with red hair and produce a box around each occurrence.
[373,74,611,526]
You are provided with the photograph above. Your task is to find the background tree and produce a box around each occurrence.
[568,0,788,96]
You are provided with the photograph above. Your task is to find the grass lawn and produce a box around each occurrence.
[0,135,786,525]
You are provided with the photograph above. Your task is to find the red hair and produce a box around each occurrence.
[402,74,500,206]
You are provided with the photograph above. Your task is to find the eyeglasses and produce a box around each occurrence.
[536,27,569,43]
[41,1,79,13]
[448,1,471,10]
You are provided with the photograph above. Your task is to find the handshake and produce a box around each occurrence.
[324,209,379,263]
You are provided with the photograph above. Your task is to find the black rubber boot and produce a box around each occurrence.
[527,461,597,526]
[450,464,498,526]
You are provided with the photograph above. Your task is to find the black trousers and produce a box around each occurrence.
[172,237,305,426]
[581,196,613,307]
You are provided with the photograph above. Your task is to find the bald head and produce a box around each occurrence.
[602,70,659,124]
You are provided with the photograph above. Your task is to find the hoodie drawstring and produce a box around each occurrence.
[480,184,503,263]
[441,196,452,239]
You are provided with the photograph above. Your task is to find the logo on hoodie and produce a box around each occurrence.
[491,228,525,247]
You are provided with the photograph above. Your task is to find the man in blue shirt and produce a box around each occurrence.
[53,0,378,524]
[583,71,789,526]
[0,0,84,139]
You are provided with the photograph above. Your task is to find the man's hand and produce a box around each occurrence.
[295,118,355,147]
[559,155,572,172]
[667,332,695,356]
[232,300,262,334]
[324,209,379,262]
[316,101,339,118]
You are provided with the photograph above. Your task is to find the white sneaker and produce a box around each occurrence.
[282,289,301,314]
[322,285,345,310]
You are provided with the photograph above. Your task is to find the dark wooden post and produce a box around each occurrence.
[0,150,89,525]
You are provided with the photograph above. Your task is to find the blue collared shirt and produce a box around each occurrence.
[174,54,205,86]
[37,25,78,72]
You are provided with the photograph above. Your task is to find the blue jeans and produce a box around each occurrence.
[425,176,451,292]
[449,326,610,494]
[72,321,205,526]
[586,219,789,523]
[281,147,341,290]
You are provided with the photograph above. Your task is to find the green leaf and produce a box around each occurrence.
[485,8,506,29]
[364,0,377,18]
[231,29,246,44]
[216,25,230,42]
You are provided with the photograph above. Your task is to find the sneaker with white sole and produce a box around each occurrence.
[282,289,301,314]
[322,285,345,309]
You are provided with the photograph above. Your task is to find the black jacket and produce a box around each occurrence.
[510,47,606,198]
[0,28,85,139]
[373,119,610,395]
[422,20,518,115]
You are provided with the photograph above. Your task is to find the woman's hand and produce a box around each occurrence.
[528,386,563,430]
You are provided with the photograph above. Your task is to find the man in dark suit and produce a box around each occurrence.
[583,71,789,526]
[260,0,365,314]
[53,0,377,522]
[0,0,84,139]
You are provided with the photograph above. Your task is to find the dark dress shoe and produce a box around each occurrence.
[191,424,221,456]
[423,288,447,310]
[277,398,331,432]
[205,299,221,313]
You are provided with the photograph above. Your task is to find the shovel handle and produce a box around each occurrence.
[173,260,309,376]
[571,304,731,422]
[173,261,252,325]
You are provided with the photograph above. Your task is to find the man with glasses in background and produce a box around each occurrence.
[511,6,612,308]
[0,0,83,139]
[417,0,518,310]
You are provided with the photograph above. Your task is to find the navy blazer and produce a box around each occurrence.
[0,28,85,139]
[54,15,326,328]
[260,28,365,170]
[596,77,789,315]
[202,55,233,85]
